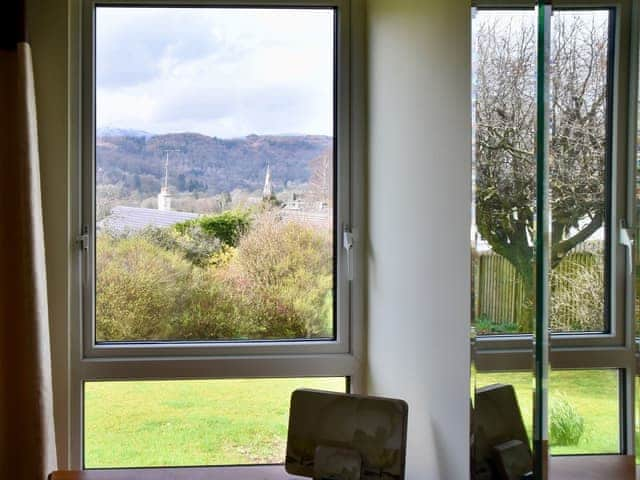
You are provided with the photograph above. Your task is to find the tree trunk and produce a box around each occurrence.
[517,261,536,332]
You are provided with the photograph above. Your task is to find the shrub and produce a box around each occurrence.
[141,224,223,267]
[550,253,604,331]
[96,234,246,341]
[96,234,193,341]
[550,396,585,446]
[96,210,334,342]
[473,315,519,335]
[176,210,250,247]
[165,268,244,340]
[225,212,333,338]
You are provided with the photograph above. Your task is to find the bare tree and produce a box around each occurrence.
[474,12,608,329]
[308,148,333,207]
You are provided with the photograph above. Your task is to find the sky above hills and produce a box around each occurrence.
[96,7,334,138]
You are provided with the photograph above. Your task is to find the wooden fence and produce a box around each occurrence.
[474,253,527,326]
[473,249,602,329]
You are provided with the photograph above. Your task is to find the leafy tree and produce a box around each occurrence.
[474,13,608,329]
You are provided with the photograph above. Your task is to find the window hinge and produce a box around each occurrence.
[343,225,355,281]
[77,225,89,251]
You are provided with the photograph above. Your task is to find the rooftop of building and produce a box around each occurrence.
[97,206,199,235]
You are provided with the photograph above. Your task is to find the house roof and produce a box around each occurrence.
[97,206,199,234]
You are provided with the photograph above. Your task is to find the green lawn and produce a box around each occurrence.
[475,369,620,455]
[84,377,345,468]
[85,371,626,468]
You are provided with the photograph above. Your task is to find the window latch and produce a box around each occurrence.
[77,225,90,286]
[619,219,635,248]
[343,225,354,281]
[619,219,634,281]
[619,220,634,253]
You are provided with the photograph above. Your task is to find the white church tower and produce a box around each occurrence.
[262,163,273,201]
[158,150,174,211]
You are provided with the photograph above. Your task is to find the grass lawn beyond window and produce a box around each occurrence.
[84,377,344,468]
[86,371,625,467]
[475,370,620,456]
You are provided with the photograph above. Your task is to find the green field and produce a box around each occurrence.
[84,377,345,468]
[475,369,620,455]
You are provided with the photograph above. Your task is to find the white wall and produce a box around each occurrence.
[28,0,70,468]
[366,1,471,478]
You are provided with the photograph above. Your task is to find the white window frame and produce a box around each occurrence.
[471,0,638,457]
[69,0,366,470]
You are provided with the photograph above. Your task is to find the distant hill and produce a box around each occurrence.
[97,127,155,138]
[96,132,333,197]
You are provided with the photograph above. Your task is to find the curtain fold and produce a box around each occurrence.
[0,0,58,478]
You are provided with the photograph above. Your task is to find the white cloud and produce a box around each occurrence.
[96,7,334,137]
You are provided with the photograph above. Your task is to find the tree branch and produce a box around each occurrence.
[551,213,603,268]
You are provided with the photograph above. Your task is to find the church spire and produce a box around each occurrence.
[162,151,170,193]
[158,149,178,211]
[262,163,273,200]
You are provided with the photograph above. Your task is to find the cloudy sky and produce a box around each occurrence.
[96,7,334,138]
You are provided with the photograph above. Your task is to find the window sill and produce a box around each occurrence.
[50,465,306,480]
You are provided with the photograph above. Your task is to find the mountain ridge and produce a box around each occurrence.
[97,127,155,138]
[97,132,333,197]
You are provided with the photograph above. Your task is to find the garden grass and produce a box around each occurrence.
[86,372,627,467]
[84,377,345,468]
[475,369,620,455]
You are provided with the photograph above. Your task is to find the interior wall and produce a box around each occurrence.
[28,0,70,469]
[366,1,471,478]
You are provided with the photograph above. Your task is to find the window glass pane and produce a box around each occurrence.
[636,29,640,337]
[472,9,537,335]
[472,9,612,336]
[475,369,620,455]
[84,377,346,468]
[94,7,336,343]
[549,10,611,333]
